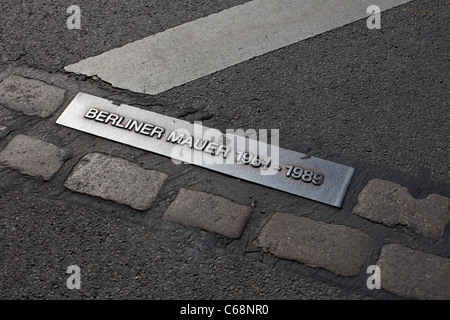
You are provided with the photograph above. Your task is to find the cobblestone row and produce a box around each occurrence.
[0,71,448,299]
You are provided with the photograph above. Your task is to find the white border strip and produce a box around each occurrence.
[65,0,412,95]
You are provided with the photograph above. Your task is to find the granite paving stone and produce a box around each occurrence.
[0,75,66,118]
[353,179,450,239]
[64,152,168,211]
[162,188,253,239]
[0,134,69,180]
[254,212,372,277]
[377,244,450,300]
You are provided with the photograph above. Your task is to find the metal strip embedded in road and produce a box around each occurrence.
[56,93,354,207]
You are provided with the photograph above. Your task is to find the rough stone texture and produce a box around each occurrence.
[353,179,450,239]
[0,126,5,170]
[0,134,69,180]
[254,213,372,277]
[377,244,450,300]
[64,153,168,211]
[0,75,66,118]
[0,125,6,140]
[162,188,252,239]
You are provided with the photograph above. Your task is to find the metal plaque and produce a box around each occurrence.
[56,93,354,207]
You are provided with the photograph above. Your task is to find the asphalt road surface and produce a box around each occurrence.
[1,0,448,183]
[0,0,448,304]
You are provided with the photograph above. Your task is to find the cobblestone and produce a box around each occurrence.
[162,188,252,239]
[0,75,66,118]
[353,179,450,239]
[64,153,168,211]
[254,212,372,277]
[377,244,450,300]
[0,134,69,180]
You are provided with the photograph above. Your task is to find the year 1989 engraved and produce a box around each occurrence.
[285,165,324,186]
[235,151,325,186]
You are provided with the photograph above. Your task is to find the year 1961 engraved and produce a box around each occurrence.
[285,165,325,186]
[236,151,272,169]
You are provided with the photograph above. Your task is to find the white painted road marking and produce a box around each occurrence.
[65,0,412,95]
